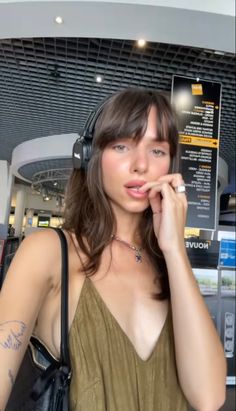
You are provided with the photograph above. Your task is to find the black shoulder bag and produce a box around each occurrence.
[6,228,71,411]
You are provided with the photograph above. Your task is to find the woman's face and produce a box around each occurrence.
[101,106,171,216]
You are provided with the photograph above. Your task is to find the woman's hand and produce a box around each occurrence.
[139,173,188,254]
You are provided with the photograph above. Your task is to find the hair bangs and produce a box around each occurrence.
[93,100,150,151]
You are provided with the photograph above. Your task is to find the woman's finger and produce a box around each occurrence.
[157,173,185,188]
[139,173,185,194]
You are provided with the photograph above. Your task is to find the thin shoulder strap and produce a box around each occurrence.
[52,228,70,366]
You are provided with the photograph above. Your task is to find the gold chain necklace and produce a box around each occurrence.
[111,235,143,263]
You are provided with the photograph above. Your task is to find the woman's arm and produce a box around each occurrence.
[164,248,226,411]
[140,174,226,411]
[0,229,58,410]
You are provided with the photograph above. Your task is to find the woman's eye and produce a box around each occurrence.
[152,149,166,157]
[113,144,128,152]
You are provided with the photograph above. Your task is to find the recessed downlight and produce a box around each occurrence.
[54,16,64,24]
[96,75,103,83]
[137,39,146,48]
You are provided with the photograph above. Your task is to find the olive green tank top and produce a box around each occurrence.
[69,277,188,411]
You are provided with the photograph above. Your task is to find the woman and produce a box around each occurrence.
[0,88,226,410]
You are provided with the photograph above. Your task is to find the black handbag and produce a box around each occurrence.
[6,228,71,411]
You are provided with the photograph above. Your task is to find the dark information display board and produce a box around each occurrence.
[171,75,221,230]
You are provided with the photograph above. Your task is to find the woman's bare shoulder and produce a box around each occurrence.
[20,227,60,252]
[21,227,61,245]
[5,228,64,286]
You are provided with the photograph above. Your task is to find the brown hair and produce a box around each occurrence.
[63,88,179,300]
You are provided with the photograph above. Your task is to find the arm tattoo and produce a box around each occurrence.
[0,320,26,350]
[8,369,14,386]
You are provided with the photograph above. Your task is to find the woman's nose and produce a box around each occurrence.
[130,148,148,174]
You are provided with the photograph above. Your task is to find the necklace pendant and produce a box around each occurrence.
[111,235,143,263]
[135,253,142,263]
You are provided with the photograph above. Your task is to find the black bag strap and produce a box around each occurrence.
[52,228,70,366]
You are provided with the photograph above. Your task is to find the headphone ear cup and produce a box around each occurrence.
[82,141,92,169]
[72,140,83,169]
[72,139,92,170]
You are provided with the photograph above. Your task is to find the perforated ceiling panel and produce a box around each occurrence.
[0,37,235,184]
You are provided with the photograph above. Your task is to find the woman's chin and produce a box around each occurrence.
[123,203,149,215]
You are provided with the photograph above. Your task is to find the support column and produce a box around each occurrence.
[0,160,14,239]
[14,188,26,237]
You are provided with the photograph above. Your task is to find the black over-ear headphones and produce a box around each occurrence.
[72,97,111,170]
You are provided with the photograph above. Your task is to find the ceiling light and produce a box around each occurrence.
[96,75,103,83]
[54,16,63,24]
[214,50,225,56]
[137,39,146,48]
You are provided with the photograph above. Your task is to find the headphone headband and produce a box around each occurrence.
[83,100,109,140]
[72,95,111,169]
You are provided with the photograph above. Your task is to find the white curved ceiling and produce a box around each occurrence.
[0,1,235,52]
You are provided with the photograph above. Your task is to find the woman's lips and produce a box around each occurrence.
[125,187,148,199]
[124,180,148,199]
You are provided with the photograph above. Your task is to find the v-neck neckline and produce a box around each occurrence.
[85,276,170,364]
